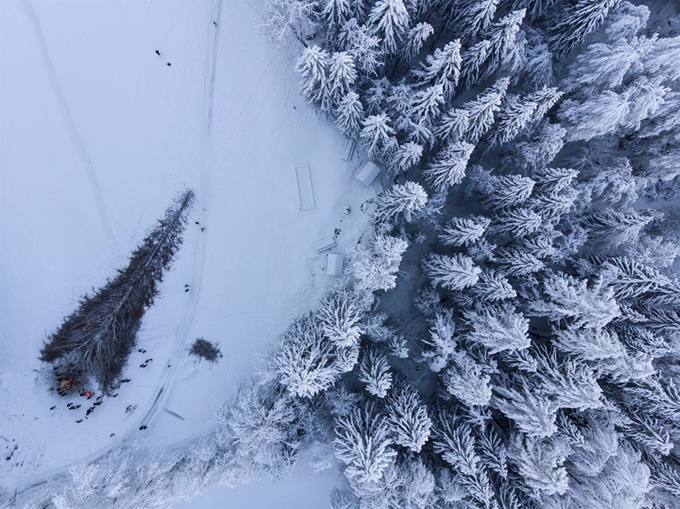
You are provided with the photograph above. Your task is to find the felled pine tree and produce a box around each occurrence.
[40,189,194,393]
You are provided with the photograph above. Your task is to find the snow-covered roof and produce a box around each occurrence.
[356,161,381,187]
[326,253,344,276]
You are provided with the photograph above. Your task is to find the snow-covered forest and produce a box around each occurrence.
[5,0,680,507]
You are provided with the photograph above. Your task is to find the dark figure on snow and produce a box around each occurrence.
[139,425,148,430]
[155,50,160,56]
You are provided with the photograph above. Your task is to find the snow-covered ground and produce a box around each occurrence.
[0,0,374,503]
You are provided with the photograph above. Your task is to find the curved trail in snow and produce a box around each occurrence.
[10,1,224,503]
[139,0,223,429]
[21,0,119,251]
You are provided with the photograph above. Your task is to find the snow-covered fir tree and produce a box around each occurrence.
[357,347,393,398]
[424,253,481,291]
[276,314,340,398]
[375,180,428,223]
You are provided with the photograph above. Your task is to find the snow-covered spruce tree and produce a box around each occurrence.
[322,0,352,47]
[507,433,569,498]
[492,207,543,238]
[424,253,481,291]
[420,309,457,372]
[529,273,621,329]
[296,45,331,111]
[335,90,365,137]
[327,51,358,108]
[549,0,622,57]
[431,409,497,508]
[350,234,408,293]
[410,83,446,126]
[443,351,493,407]
[558,90,630,141]
[334,402,397,485]
[374,181,428,224]
[483,174,535,210]
[276,313,340,398]
[392,140,424,172]
[317,289,366,348]
[463,303,530,354]
[439,215,490,247]
[216,375,305,481]
[434,107,470,143]
[452,0,499,44]
[411,40,461,100]
[463,78,509,143]
[262,0,319,48]
[488,94,539,147]
[423,141,475,192]
[492,378,559,438]
[357,347,393,398]
[471,269,517,301]
[403,21,434,61]
[360,113,396,160]
[368,0,411,54]
[385,382,432,453]
[40,189,193,393]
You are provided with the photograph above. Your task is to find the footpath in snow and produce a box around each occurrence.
[0,0,375,505]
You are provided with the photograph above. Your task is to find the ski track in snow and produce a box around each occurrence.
[139,0,224,429]
[20,0,119,251]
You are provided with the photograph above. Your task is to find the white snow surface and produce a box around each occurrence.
[0,0,373,503]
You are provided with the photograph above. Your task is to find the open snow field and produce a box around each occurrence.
[0,0,375,504]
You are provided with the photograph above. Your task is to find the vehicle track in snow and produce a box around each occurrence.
[21,0,118,251]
